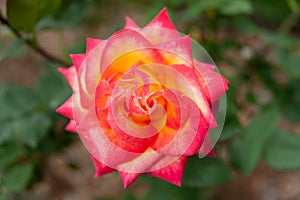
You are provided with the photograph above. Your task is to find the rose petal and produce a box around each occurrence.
[145,7,176,30]
[124,16,139,29]
[65,120,77,133]
[58,66,76,88]
[141,8,180,44]
[91,155,115,178]
[147,156,187,186]
[100,29,151,71]
[70,54,86,71]
[86,38,104,54]
[171,64,217,127]
[100,29,164,79]
[95,81,152,153]
[56,96,73,119]
[119,171,141,188]
[194,61,229,103]
[152,94,208,156]
[84,40,107,94]
[155,35,193,66]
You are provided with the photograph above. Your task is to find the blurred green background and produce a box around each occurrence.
[0,0,300,199]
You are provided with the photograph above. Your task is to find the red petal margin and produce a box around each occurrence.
[70,54,86,71]
[56,96,73,119]
[58,66,76,88]
[124,16,139,29]
[194,62,229,104]
[86,38,104,54]
[91,156,115,178]
[119,171,141,188]
[147,156,187,186]
[145,7,176,30]
[65,120,77,133]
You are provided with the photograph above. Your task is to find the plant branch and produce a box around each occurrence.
[0,12,70,67]
[277,6,300,34]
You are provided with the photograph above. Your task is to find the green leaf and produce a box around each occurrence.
[7,0,39,32]
[7,0,62,32]
[37,0,61,19]
[0,194,8,200]
[0,113,51,148]
[220,0,253,15]
[14,113,51,148]
[2,162,34,193]
[229,139,243,169]
[0,85,38,121]
[188,0,252,18]
[123,193,137,200]
[182,156,233,188]
[219,123,240,141]
[230,107,279,174]
[278,49,300,79]
[286,0,300,13]
[35,0,92,30]
[0,144,24,170]
[264,129,300,171]
[252,0,290,25]
[35,65,72,111]
[0,85,50,148]
[232,16,257,33]
[259,30,298,48]
[144,179,199,200]
[280,81,300,122]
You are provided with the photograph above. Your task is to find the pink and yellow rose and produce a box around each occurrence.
[57,8,229,188]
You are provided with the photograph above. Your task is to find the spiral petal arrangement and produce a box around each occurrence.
[56,8,229,188]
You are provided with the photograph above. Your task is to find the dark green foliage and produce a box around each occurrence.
[183,157,233,188]
[7,0,61,32]
[0,65,72,197]
[264,129,300,170]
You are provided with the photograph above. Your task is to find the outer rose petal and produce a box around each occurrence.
[169,64,216,127]
[141,7,180,44]
[56,96,73,119]
[124,16,139,29]
[119,171,141,188]
[84,40,107,94]
[194,61,229,103]
[145,7,176,31]
[91,156,115,177]
[198,136,216,157]
[65,120,77,133]
[148,156,187,186]
[86,38,104,54]
[58,66,77,88]
[70,54,86,71]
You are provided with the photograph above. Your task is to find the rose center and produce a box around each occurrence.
[133,93,155,113]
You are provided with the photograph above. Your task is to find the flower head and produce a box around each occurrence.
[57,8,229,188]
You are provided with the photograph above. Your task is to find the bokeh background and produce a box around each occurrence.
[1,0,300,199]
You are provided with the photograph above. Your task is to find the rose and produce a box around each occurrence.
[57,8,229,188]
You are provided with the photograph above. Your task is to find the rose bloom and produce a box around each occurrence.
[57,8,229,188]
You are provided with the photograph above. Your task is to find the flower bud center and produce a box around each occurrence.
[133,92,155,113]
